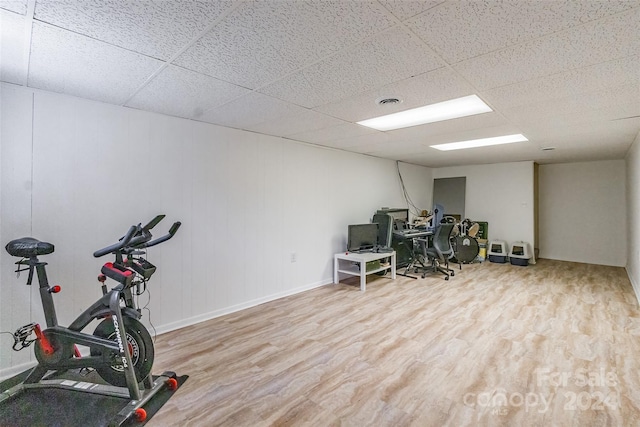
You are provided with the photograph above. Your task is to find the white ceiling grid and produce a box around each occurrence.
[0,0,638,167]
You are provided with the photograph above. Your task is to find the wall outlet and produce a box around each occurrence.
[290,252,297,263]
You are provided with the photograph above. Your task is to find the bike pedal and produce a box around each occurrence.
[12,323,38,351]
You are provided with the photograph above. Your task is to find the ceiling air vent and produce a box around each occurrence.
[377,97,401,105]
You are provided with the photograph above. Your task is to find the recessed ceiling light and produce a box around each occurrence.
[357,95,492,131]
[430,134,529,151]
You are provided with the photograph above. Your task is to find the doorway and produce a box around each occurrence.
[433,177,466,221]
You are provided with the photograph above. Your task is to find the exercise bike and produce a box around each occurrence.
[1,215,180,426]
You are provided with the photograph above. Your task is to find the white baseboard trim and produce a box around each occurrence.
[0,360,36,382]
[1,279,333,382]
[154,278,333,336]
[626,266,640,307]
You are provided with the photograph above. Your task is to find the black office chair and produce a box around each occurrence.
[419,223,455,280]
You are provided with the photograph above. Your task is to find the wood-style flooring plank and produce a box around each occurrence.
[148,259,640,426]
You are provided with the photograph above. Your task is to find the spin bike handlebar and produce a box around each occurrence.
[137,221,181,249]
[92,217,181,258]
[93,225,138,258]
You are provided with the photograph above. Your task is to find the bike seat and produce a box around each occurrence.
[5,237,54,257]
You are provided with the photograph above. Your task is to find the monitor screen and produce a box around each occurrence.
[347,223,379,252]
[377,208,409,223]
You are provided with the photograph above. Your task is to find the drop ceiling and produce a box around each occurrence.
[1,0,639,167]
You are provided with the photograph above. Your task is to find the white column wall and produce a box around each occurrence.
[0,84,432,377]
[626,131,640,302]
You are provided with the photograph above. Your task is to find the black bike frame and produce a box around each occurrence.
[23,257,143,399]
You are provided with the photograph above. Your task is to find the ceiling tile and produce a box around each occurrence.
[518,100,640,134]
[174,0,397,88]
[287,123,377,145]
[0,0,637,168]
[28,23,163,105]
[378,0,445,21]
[453,8,640,90]
[361,140,427,157]
[200,92,304,129]
[0,0,26,15]
[314,67,476,122]
[481,55,640,111]
[0,9,26,84]
[126,65,250,120]
[319,131,393,150]
[245,107,346,137]
[500,83,640,124]
[406,0,639,64]
[522,121,638,157]
[33,0,233,60]
[259,26,445,108]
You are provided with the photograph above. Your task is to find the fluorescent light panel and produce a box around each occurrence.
[430,134,528,151]
[357,95,492,131]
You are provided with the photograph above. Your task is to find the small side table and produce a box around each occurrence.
[333,251,396,292]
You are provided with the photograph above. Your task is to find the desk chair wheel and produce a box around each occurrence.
[444,276,449,281]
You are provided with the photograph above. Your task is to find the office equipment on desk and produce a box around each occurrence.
[346,222,393,254]
[376,208,409,223]
[418,223,456,280]
[393,228,432,239]
[372,213,393,248]
[347,223,379,252]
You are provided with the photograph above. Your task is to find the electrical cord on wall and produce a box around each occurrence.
[396,161,423,217]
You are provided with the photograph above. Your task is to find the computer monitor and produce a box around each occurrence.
[377,208,409,223]
[347,223,379,252]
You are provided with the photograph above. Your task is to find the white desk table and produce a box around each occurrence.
[333,251,396,292]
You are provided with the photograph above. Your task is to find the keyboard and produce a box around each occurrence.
[394,229,432,238]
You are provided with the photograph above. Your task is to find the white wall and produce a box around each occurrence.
[538,160,627,267]
[432,162,535,248]
[626,131,640,302]
[0,84,432,378]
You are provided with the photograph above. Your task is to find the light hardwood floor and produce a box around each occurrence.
[149,259,640,426]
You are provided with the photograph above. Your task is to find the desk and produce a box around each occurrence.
[392,229,433,279]
[334,251,396,292]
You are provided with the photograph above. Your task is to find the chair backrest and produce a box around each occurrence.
[433,223,454,260]
[372,213,393,248]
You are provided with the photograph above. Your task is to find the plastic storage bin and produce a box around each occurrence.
[488,240,508,263]
[509,242,532,266]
